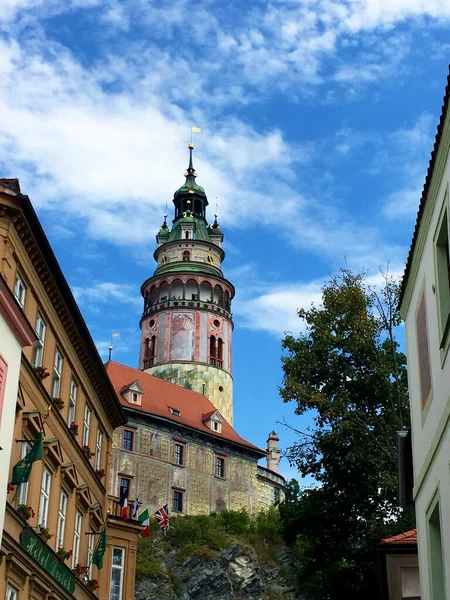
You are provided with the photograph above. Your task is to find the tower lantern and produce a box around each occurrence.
[139,145,235,424]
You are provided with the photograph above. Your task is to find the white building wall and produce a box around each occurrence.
[0,314,23,545]
[404,142,450,599]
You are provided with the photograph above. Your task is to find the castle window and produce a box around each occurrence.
[185,231,189,239]
[214,421,219,431]
[209,336,216,366]
[215,456,225,478]
[174,443,184,466]
[169,407,181,416]
[173,490,183,513]
[183,250,190,262]
[274,488,281,503]
[123,429,134,451]
[217,338,223,368]
[131,392,138,403]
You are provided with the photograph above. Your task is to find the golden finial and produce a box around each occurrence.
[188,142,194,149]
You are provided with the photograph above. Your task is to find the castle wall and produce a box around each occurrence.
[112,417,284,516]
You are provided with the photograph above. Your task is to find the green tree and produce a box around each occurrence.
[279,269,414,600]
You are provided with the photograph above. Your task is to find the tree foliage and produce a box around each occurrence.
[278,269,414,599]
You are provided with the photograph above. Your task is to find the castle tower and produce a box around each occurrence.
[139,144,235,424]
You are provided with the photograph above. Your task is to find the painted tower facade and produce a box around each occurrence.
[139,144,235,424]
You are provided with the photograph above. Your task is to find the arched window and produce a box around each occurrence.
[143,338,150,369]
[217,338,224,368]
[209,336,216,366]
[185,231,189,239]
[183,250,190,262]
[149,335,156,367]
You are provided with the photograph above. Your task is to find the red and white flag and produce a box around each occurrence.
[120,486,129,520]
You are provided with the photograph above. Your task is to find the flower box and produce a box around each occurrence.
[34,366,50,380]
[95,468,106,479]
[72,563,88,577]
[82,445,94,459]
[53,397,65,410]
[86,579,99,591]
[7,482,15,493]
[17,504,35,520]
[57,547,73,561]
[69,422,79,436]
[38,525,53,541]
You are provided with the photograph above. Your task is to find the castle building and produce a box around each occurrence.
[109,145,285,515]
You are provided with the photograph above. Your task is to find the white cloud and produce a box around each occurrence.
[72,282,142,309]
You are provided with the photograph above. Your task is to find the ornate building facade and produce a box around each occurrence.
[109,145,285,515]
[0,179,141,600]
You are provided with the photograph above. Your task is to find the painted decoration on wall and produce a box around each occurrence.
[417,294,431,407]
[170,312,195,360]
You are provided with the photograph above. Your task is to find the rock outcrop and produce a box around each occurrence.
[135,541,303,600]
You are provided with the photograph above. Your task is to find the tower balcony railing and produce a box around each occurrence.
[142,299,232,320]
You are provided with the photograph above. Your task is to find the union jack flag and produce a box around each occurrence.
[154,504,170,535]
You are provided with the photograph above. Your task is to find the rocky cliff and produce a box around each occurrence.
[135,539,303,600]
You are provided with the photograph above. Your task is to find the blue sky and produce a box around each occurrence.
[0,0,449,481]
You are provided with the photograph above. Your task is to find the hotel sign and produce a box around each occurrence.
[20,528,76,593]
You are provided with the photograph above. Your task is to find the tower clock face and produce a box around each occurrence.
[160,255,168,265]
[205,254,216,264]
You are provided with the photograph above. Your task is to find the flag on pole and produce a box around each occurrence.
[11,432,44,485]
[112,332,120,338]
[138,510,150,538]
[132,498,139,519]
[92,526,107,570]
[120,486,129,520]
[191,126,201,133]
[154,504,170,535]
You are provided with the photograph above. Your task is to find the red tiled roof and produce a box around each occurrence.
[380,529,417,546]
[104,361,265,455]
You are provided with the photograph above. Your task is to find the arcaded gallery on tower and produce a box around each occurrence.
[107,144,285,516]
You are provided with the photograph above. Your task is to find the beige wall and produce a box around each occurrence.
[111,417,285,516]
[0,187,139,600]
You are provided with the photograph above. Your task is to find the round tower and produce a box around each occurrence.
[139,144,235,424]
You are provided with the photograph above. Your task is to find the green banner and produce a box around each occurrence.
[20,528,75,593]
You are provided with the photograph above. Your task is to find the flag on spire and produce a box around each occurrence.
[191,126,201,133]
[120,486,129,520]
[138,510,150,539]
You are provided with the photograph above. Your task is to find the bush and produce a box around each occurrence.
[216,509,251,535]
[168,514,230,550]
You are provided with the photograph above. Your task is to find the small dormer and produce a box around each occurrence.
[180,222,195,240]
[202,409,224,434]
[120,381,144,406]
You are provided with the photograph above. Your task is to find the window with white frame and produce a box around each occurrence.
[38,467,51,528]
[14,273,26,308]
[56,490,68,550]
[82,404,91,447]
[32,313,46,367]
[16,441,31,506]
[110,547,125,600]
[95,428,103,471]
[6,584,18,600]
[87,528,95,578]
[51,348,63,398]
[72,510,83,568]
[68,379,78,425]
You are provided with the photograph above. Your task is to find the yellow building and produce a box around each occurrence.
[0,178,140,600]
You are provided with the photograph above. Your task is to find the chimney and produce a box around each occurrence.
[266,431,280,473]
